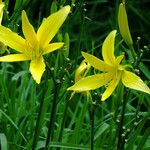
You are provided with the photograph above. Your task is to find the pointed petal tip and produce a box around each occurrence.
[64,5,71,13]
[29,57,45,84]
[122,70,150,95]
[101,96,106,101]
[67,87,70,91]
[111,30,117,36]
[22,10,26,17]
[67,86,73,91]
[81,51,86,55]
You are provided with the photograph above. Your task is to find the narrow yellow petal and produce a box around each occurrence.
[102,30,116,65]
[82,51,112,72]
[22,10,37,46]
[67,72,113,92]
[37,5,70,48]
[115,55,124,65]
[69,91,76,100]
[118,3,133,46]
[43,42,64,55]
[0,26,25,52]
[29,56,45,84]
[101,72,121,101]
[121,70,150,94]
[0,54,29,62]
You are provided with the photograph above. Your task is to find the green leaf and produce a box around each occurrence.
[0,133,7,150]
[139,63,150,80]
[94,122,109,140]
[136,127,150,150]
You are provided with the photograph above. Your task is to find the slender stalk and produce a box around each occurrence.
[90,104,96,150]
[44,81,59,150]
[130,45,137,61]
[32,84,47,150]
[117,88,129,150]
[56,98,68,150]
[58,99,68,141]
[75,0,85,64]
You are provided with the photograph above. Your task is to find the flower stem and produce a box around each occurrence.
[130,45,137,61]
[56,97,69,150]
[90,104,96,150]
[32,84,47,150]
[58,99,68,141]
[44,81,59,150]
[117,88,129,150]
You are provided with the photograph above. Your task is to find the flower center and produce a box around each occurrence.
[24,40,43,60]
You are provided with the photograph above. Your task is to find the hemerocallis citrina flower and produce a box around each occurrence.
[0,6,70,83]
[0,0,4,25]
[69,60,91,100]
[67,30,150,101]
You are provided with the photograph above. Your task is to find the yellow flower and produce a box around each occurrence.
[0,0,4,25]
[69,60,91,100]
[68,30,150,101]
[0,6,70,83]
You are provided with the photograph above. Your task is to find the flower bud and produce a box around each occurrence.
[118,3,133,47]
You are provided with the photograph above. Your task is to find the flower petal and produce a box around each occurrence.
[29,56,45,84]
[101,72,121,101]
[115,55,124,65]
[0,26,25,52]
[37,6,70,48]
[82,51,112,72]
[0,54,29,62]
[102,30,116,65]
[121,70,150,94]
[43,42,64,55]
[22,10,37,46]
[67,72,113,92]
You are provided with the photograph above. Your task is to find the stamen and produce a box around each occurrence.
[24,40,42,60]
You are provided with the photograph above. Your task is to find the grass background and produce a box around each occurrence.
[0,0,150,149]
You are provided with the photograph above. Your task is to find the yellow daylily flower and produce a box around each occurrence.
[69,60,91,100]
[0,6,70,84]
[0,0,4,25]
[68,30,150,101]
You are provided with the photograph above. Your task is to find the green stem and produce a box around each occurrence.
[90,104,95,150]
[130,45,137,61]
[117,88,129,150]
[75,0,85,65]
[134,51,144,68]
[56,97,69,150]
[32,85,46,150]
[44,81,59,150]
[58,99,68,141]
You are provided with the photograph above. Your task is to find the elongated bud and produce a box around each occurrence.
[50,0,57,14]
[0,0,4,25]
[75,60,90,82]
[63,32,70,58]
[118,3,133,47]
